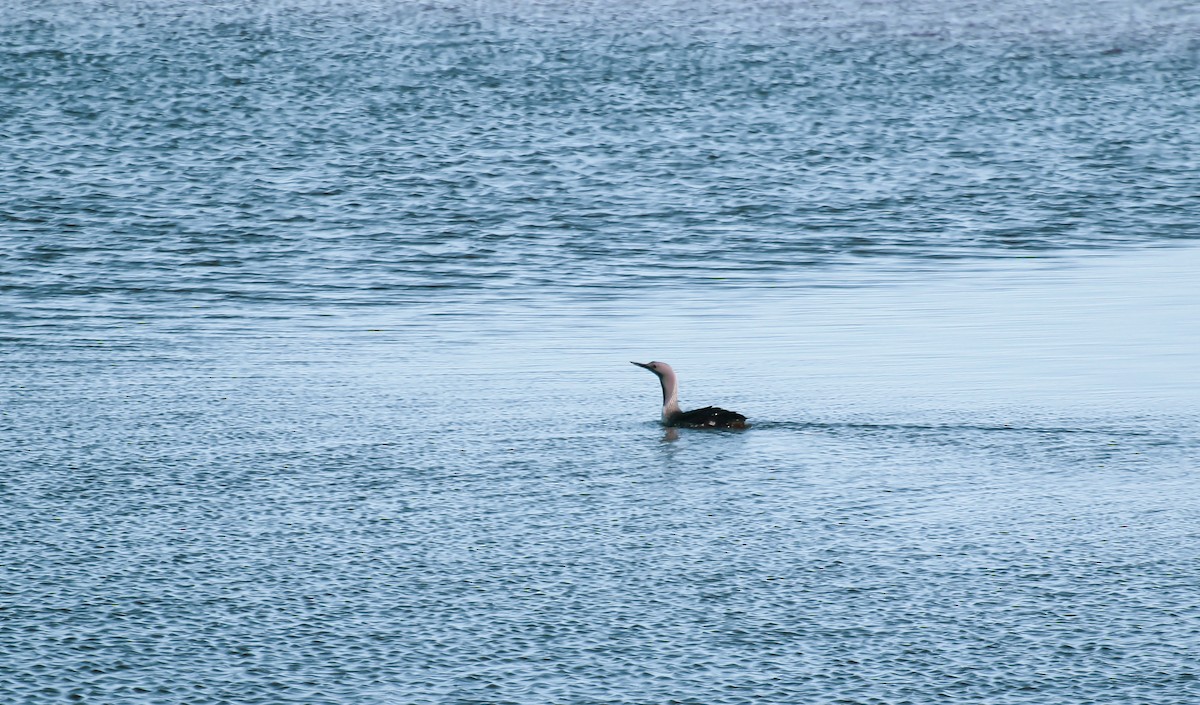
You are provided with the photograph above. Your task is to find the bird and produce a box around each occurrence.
[631,361,749,429]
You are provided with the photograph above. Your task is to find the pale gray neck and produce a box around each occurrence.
[659,368,681,421]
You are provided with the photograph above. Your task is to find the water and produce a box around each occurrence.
[2,1,1199,703]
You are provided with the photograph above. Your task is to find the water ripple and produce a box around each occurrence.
[3,0,1199,323]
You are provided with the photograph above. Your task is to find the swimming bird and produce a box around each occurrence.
[631,361,749,429]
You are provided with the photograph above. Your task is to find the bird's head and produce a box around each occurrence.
[631,360,674,377]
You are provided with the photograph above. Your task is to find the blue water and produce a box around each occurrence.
[3,1,1199,703]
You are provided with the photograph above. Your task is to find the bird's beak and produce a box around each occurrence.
[631,361,651,369]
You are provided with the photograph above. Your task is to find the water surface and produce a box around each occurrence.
[2,1,1199,703]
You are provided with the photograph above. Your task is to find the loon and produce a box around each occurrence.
[631,361,749,429]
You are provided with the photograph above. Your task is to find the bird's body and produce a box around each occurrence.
[631,361,749,429]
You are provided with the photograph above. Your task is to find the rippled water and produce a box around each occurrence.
[3,1,1199,703]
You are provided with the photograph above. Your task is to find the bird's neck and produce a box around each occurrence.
[659,372,681,422]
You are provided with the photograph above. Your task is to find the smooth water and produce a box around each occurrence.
[2,1,1199,703]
